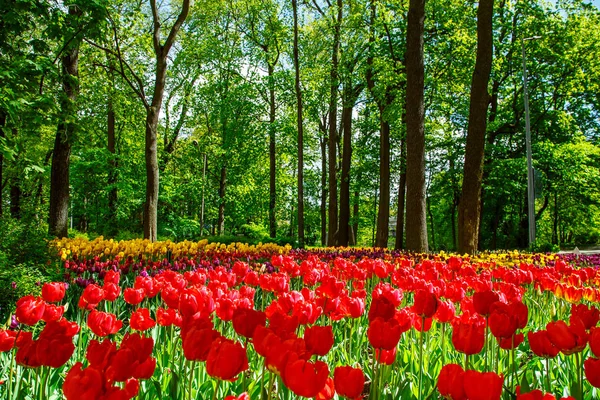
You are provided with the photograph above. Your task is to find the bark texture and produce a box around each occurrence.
[405,0,428,252]
[458,0,494,254]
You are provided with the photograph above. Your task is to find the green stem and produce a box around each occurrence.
[511,338,516,395]
[484,317,489,371]
[419,316,425,400]
[440,324,445,367]
[212,379,221,400]
[40,366,50,400]
[267,372,275,400]
[187,360,193,400]
[545,357,551,394]
[7,346,15,400]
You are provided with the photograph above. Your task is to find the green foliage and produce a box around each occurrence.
[0,216,53,321]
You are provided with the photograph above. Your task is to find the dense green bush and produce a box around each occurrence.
[0,216,53,322]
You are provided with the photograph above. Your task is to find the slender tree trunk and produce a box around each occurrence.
[107,98,118,235]
[375,119,390,247]
[144,103,160,241]
[458,0,494,254]
[144,0,191,242]
[351,190,359,246]
[0,111,5,217]
[405,0,428,252]
[218,165,227,235]
[338,98,353,246]
[327,0,343,247]
[49,4,80,238]
[320,131,327,246]
[10,181,21,219]
[268,62,277,238]
[395,139,407,250]
[292,0,304,248]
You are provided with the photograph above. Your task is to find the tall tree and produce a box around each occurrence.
[143,0,191,241]
[458,0,494,253]
[49,3,82,238]
[292,0,305,248]
[405,0,428,252]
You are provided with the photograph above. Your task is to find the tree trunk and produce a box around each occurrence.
[107,98,118,235]
[144,104,160,242]
[405,0,428,252]
[10,181,21,219]
[268,62,277,238]
[458,0,494,254]
[49,4,80,238]
[320,130,327,246]
[338,98,353,246]
[375,119,390,247]
[351,190,359,246]
[327,0,343,247]
[395,139,406,250]
[218,164,227,235]
[144,0,191,241]
[292,0,304,248]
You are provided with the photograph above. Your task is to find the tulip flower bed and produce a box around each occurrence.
[1,238,600,400]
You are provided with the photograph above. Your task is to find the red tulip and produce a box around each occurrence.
[368,317,402,350]
[0,329,17,352]
[488,302,517,339]
[182,324,221,362]
[105,333,156,381]
[63,363,104,400]
[87,338,117,369]
[42,282,66,303]
[316,377,335,400]
[437,363,466,400]
[585,357,600,388]
[124,288,145,306]
[305,325,334,356]
[36,333,75,368]
[16,339,41,367]
[498,333,524,350]
[571,303,599,330]
[368,296,396,322]
[590,327,600,358]
[79,284,105,310]
[452,320,485,355]
[206,338,248,381]
[434,300,456,324]
[375,347,397,365]
[42,304,65,322]
[104,270,121,285]
[463,370,503,400]
[87,310,122,337]
[473,290,500,317]
[224,394,250,400]
[156,307,182,327]
[516,388,557,400]
[15,295,45,326]
[528,330,560,358]
[103,282,121,302]
[546,319,588,355]
[282,356,329,398]
[130,308,156,331]
[232,307,267,339]
[413,289,438,318]
[334,366,365,399]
